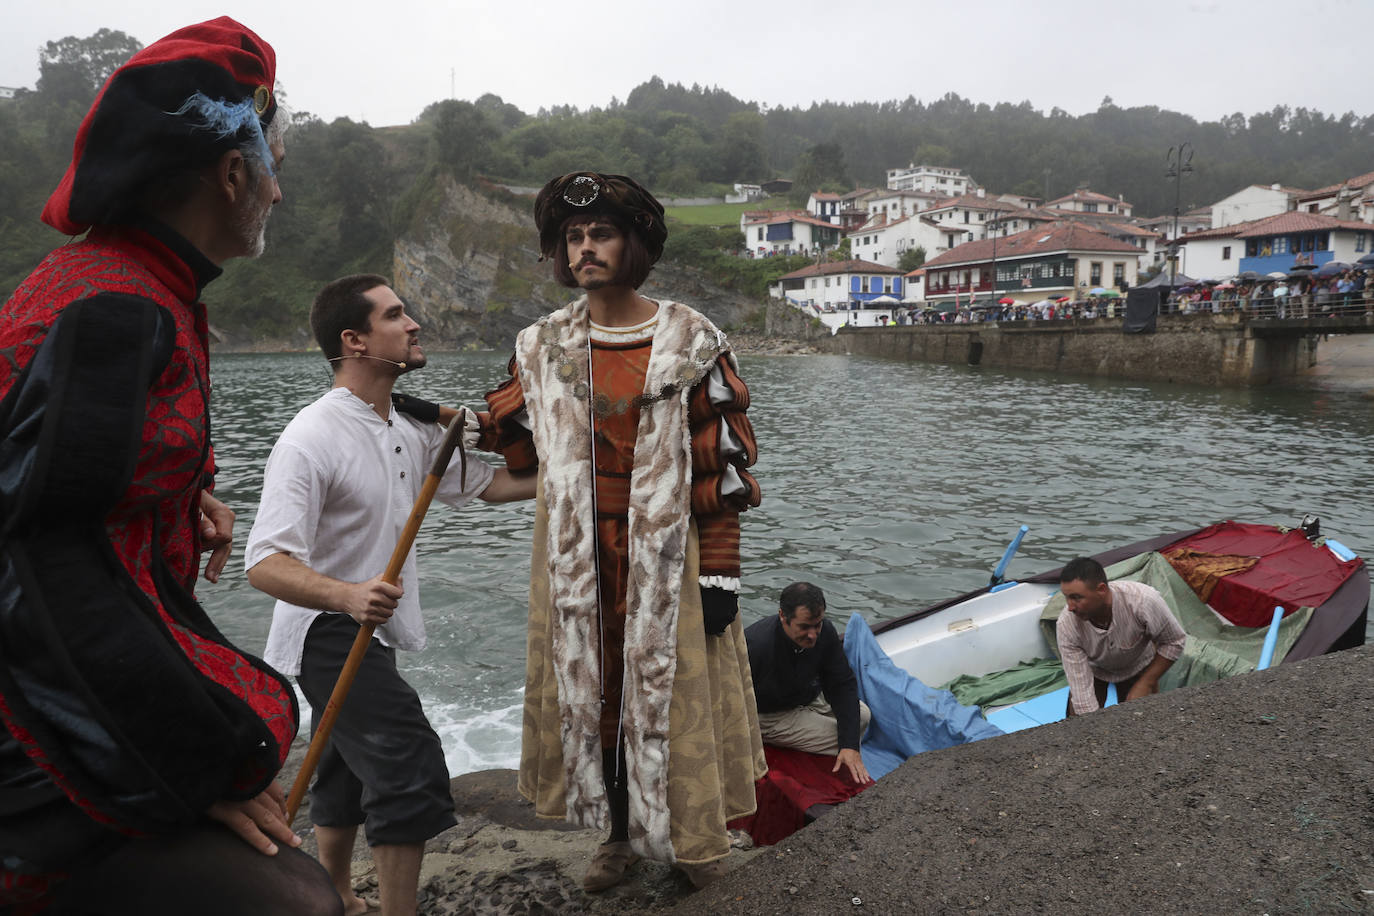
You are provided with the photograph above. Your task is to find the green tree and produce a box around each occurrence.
[897,246,926,272]
[428,100,498,178]
[36,28,143,105]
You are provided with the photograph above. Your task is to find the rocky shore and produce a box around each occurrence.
[282,642,1374,915]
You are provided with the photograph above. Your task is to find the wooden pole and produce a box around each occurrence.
[285,410,467,824]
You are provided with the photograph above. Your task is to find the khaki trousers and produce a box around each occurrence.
[756,696,872,756]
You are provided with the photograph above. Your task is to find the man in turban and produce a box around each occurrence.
[477,171,767,891]
[0,17,338,914]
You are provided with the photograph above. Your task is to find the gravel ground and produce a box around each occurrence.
[281,643,1374,915]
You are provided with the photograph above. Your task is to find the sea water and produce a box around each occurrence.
[202,351,1374,776]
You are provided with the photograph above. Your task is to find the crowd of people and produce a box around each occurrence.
[1168,267,1374,317]
[852,265,1374,326]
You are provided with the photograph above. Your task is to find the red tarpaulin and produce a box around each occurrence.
[727,745,871,846]
[1163,521,1362,627]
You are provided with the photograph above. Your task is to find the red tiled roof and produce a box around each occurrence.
[1177,210,1374,243]
[742,211,842,231]
[1094,220,1157,238]
[1047,188,1133,208]
[922,193,1022,213]
[776,258,903,280]
[921,221,1140,269]
[1297,170,1374,201]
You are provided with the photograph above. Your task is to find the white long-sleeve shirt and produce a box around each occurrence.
[1056,580,1187,714]
[246,388,493,675]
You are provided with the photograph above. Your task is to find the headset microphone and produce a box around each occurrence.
[328,354,407,369]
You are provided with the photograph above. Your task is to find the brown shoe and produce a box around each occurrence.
[677,858,728,889]
[582,840,639,893]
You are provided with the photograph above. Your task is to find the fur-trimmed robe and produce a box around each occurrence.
[503,298,766,864]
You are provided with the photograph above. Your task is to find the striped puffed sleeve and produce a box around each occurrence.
[478,354,539,473]
[688,357,761,581]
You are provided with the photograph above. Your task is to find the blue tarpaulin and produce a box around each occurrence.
[843,615,1004,780]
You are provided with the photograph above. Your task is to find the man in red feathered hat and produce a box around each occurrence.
[0,18,340,915]
[476,173,767,891]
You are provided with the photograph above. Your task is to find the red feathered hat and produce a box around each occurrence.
[41,16,277,236]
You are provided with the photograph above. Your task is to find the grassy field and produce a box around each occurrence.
[663,199,798,227]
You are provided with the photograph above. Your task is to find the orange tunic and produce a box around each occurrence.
[589,336,652,746]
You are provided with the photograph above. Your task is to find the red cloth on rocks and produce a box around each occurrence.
[728,745,871,846]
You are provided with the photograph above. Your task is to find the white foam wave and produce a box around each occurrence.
[294,685,524,777]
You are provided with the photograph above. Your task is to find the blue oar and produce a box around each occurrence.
[989,524,1030,592]
[1256,605,1285,671]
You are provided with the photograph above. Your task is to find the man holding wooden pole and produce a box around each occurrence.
[246,274,533,916]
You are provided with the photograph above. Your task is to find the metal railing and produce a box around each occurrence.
[1164,293,1373,321]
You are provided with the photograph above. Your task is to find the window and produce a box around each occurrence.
[1090,262,1103,285]
[1222,246,1231,260]
[1084,202,1098,213]
[1357,233,1367,253]
[1246,240,1258,257]
[1113,263,1125,283]
[757,228,764,241]
[824,277,831,288]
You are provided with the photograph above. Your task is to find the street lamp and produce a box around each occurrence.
[1165,143,1194,290]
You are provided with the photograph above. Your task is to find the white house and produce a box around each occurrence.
[986,208,1060,238]
[0,87,16,101]
[725,183,764,204]
[1293,170,1374,224]
[1046,188,1133,218]
[865,189,943,222]
[921,222,1142,306]
[885,163,973,196]
[739,211,844,257]
[902,268,927,304]
[1137,207,1212,242]
[850,213,963,268]
[1174,211,1373,281]
[1209,183,1306,228]
[769,258,906,328]
[921,191,1022,235]
[808,191,842,223]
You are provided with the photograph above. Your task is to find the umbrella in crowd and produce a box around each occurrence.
[1239,270,1262,281]
[1215,282,1236,290]
[1357,252,1374,266]
[1266,271,1287,279]
[1176,286,1194,294]
[998,296,1016,305]
[1315,261,1352,277]
[1098,289,1122,297]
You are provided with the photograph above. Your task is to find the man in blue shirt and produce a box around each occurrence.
[745,583,872,784]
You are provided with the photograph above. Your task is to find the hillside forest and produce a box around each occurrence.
[2,28,1371,340]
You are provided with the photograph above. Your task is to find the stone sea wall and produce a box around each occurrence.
[815,313,1322,386]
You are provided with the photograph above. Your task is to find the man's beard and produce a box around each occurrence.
[232,181,272,258]
[233,201,269,257]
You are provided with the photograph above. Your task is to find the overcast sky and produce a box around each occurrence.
[3,0,1366,128]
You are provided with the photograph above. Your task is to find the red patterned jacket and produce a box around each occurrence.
[0,224,297,907]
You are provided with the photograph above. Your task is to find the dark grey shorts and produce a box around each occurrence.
[297,613,455,846]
